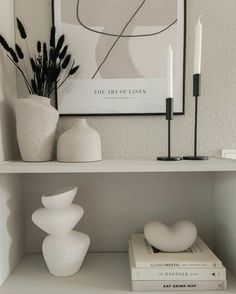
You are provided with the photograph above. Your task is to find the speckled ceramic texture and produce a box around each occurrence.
[15,95,59,162]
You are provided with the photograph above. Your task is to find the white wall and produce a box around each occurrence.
[213,172,236,277]
[0,0,24,285]
[14,0,236,159]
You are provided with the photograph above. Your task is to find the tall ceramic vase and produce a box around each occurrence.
[15,95,59,162]
[32,186,90,277]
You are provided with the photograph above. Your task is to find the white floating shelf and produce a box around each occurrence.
[0,253,235,294]
[0,157,236,174]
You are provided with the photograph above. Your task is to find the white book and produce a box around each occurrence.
[128,243,226,281]
[131,234,222,269]
[131,280,227,291]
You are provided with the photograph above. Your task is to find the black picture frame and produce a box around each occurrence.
[51,0,186,117]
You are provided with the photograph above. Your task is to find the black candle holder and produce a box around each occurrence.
[157,98,182,161]
[183,74,208,161]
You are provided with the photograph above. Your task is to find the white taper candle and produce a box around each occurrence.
[167,45,173,98]
[194,17,203,74]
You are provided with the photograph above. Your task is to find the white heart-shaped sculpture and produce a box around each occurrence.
[144,221,198,252]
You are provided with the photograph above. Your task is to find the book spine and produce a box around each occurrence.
[131,280,227,291]
[135,261,222,269]
[131,267,226,281]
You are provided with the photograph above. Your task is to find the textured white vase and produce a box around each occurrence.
[15,95,59,162]
[144,221,198,252]
[32,186,90,277]
[57,119,102,162]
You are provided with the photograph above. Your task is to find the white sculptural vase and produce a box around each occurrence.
[57,119,102,162]
[32,186,90,277]
[15,95,59,162]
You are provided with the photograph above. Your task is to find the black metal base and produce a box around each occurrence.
[157,156,182,161]
[183,156,209,161]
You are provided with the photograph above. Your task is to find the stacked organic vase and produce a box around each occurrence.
[32,186,90,277]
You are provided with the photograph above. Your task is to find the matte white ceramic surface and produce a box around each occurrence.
[57,119,102,162]
[144,221,198,252]
[42,186,77,209]
[15,95,59,162]
[32,186,90,276]
[43,231,90,277]
[32,204,84,236]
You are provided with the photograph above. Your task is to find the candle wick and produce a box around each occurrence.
[199,15,203,22]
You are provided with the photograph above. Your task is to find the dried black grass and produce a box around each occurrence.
[15,44,24,59]
[0,18,79,98]
[50,26,56,47]
[9,48,19,63]
[16,18,27,39]
[69,65,80,76]
[59,45,68,60]
[37,41,41,53]
[62,54,71,69]
[0,35,10,51]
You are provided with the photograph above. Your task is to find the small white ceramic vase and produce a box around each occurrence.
[15,95,59,162]
[57,119,102,162]
[32,186,90,277]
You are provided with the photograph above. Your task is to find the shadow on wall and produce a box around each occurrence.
[0,50,20,161]
[7,193,24,272]
[0,175,24,283]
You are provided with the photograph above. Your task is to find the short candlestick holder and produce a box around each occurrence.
[183,74,208,161]
[157,98,182,162]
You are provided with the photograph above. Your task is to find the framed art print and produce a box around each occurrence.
[52,0,186,115]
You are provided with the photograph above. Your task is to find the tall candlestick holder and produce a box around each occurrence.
[183,74,208,160]
[157,98,182,161]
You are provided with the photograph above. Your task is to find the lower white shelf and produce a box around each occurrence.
[0,253,235,293]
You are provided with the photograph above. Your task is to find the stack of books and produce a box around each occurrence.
[129,234,227,291]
